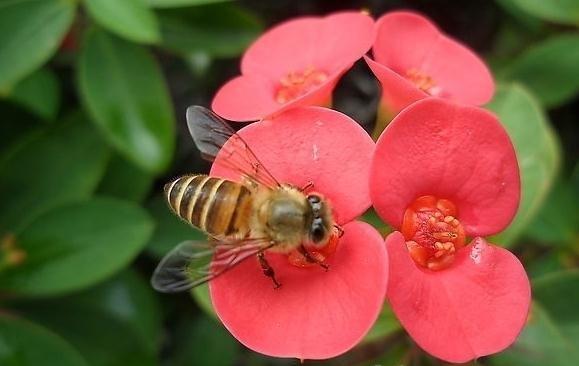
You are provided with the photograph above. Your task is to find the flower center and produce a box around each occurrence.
[287,232,339,268]
[275,67,328,104]
[401,195,466,271]
[405,68,441,95]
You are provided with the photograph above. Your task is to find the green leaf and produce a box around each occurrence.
[494,0,544,30]
[191,283,217,319]
[145,195,205,259]
[170,315,239,366]
[14,301,157,366]
[83,0,160,44]
[11,270,161,359]
[159,3,262,58]
[148,0,230,8]
[0,113,109,235]
[500,35,579,108]
[0,0,75,91]
[525,172,579,246]
[78,28,175,174]
[7,68,60,121]
[503,0,579,26]
[0,101,44,159]
[0,315,88,366]
[362,304,401,344]
[490,270,579,366]
[96,154,155,203]
[357,341,408,366]
[527,252,568,279]
[361,208,392,237]
[487,83,560,247]
[0,198,154,296]
[60,270,161,352]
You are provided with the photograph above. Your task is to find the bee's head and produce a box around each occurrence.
[306,194,333,246]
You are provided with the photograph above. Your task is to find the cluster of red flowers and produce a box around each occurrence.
[204,10,530,363]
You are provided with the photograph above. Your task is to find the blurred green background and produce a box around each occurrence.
[0,0,578,365]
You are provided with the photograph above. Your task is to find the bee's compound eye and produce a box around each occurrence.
[311,224,325,243]
[307,195,321,204]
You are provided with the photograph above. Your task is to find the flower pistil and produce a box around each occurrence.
[405,68,443,96]
[401,195,466,270]
[276,67,329,104]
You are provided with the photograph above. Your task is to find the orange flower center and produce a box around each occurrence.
[406,68,439,95]
[275,67,328,104]
[287,232,339,268]
[401,195,466,271]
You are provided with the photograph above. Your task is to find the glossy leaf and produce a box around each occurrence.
[96,154,154,203]
[11,270,161,361]
[64,270,161,352]
[361,208,392,237]
[159,3,262,57]
[170,315,239,366]
[501,35,579,107]
[487,84,560,247]
[0,113,109,235]
[145,195,205,259]
[490,271,579,366]
[505,0,579,26]
[362,304,401,344]
[191,284,217,319]
[0,315,88,366]
[0,0,75,90]
[16,304,157,366]
[148,0,230,8]
[8,68,60,121]
[0,102,43,159]
[0,198,154,296]
[83,0,160,44]
[358,342,408,366]
[527,252,568,279]
[526,171,579,246]
[78,28,175,173]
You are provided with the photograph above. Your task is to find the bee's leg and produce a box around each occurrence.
[334,224,344,238]
[299,180,314,192]
[298,245,329,271]
[257,252,281,289]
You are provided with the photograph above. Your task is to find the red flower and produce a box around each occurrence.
[209,107,388,359]
[365,11,494,116]
[370,98,530,363]
[212,12,375,122]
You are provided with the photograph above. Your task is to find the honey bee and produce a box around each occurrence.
[151,106,339,293]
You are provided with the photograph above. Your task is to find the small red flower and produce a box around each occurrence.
[365,11,494,116]
[212,12,375,122]
[209,107,388,359]
[370,98,530,363]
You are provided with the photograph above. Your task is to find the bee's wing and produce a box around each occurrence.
[151,238,273,293]
[186,106,280,189]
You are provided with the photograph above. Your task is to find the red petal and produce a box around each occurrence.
[385,232,530,363]
[373,11,439,74]
[211,72,339,122]
[370,98,520,236]
[373,11,494,106]
[211,75,280,122]
[365,56,427,114]
[210,221,389,359]
[211,106,374,224]
[241,11,374,79]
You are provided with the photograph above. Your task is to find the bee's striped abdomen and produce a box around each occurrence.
[164,175,253,239]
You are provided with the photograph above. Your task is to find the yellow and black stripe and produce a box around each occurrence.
[164,175,253,239]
